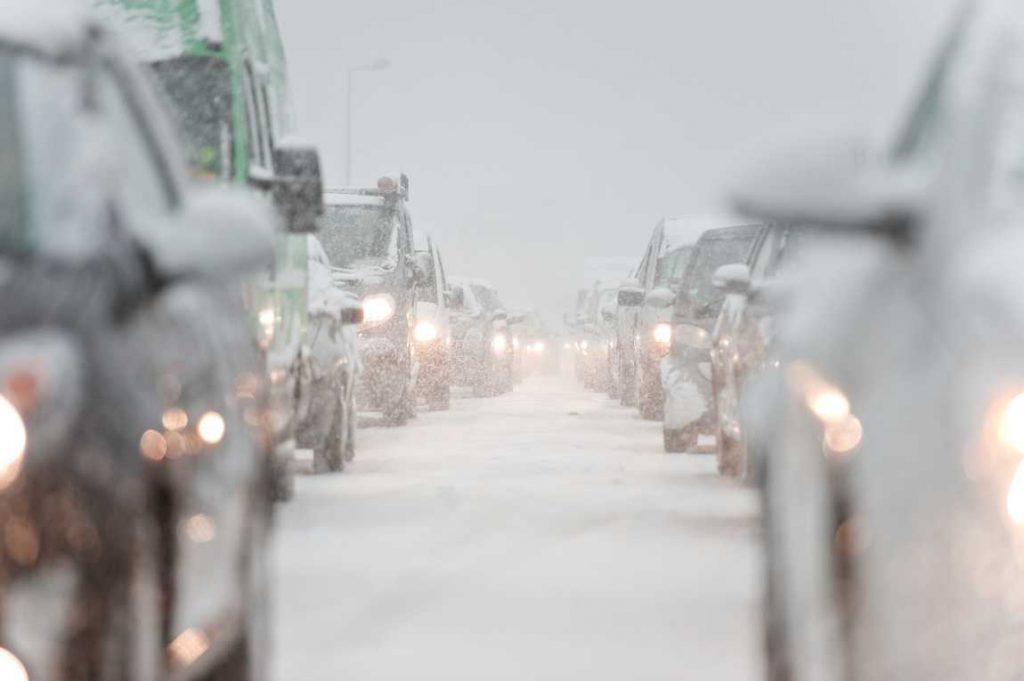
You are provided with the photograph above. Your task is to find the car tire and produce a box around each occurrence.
[663,427,694,453]
[718,430,745,478]
[313,395,344,474]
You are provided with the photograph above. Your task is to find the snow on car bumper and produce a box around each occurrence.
[661,352,712,430]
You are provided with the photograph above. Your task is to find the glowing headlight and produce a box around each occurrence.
[414,321,439,343]
[0,648,27,681]
[533,341,546,354]
[999,393,1024,454]
[258,306,276,348]
[808,388,851,425]
[362,295,395,324]
[492,334,509,354]
[653,323,674,346]
[0,394,26,488]
[512,337,521,350]
[580,340,589,351]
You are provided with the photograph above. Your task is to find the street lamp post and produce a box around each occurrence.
[346,57,390,186]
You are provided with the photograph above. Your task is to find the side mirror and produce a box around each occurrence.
[272,141,324,234]
[731,132,917,239]
[617,287,645,307]
[644,287,675,309]
[712,264,751,296]
[146,186,274,282]
[340,305,364,326]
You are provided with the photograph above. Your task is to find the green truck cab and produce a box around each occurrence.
[95,0,324,496]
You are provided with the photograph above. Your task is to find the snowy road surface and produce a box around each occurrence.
[272,373,763,680]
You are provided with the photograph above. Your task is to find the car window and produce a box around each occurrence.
[97,66,175,216]
[749,229,780,281]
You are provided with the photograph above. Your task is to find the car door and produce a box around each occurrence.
[95,56,264,647]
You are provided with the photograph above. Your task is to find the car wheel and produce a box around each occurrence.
[663,426,694,453]
[313,395,344,473]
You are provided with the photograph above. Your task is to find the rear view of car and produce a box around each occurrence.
[0,10,278,679]
[662,224,762,452]
[449,278,514,396]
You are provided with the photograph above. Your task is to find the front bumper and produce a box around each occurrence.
[662,349,713,431]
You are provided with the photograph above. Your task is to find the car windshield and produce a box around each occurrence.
[319,204,398,270]
[655,245,694,289]
[151,56,234,181]
[676,236,757,317]
[0,50,103,259]
[471,285,503,312]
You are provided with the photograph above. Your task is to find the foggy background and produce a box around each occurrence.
[277,0,958,323]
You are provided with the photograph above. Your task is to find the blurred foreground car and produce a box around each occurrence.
[321,177,422,426]
[413,233,454,410]
[449,278,514,396]
[0,10,277,679]
[733,2,1024,678]
[298,236,363,473]
[661,224,761,452]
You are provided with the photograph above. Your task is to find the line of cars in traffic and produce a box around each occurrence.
[572,1,1024,679]
[0,1,535,679]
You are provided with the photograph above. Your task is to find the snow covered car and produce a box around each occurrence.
[298,236,363,473]
[626,217,721,420]
[662,224,761,452]
[612,275,643,405]
[321,177,422,426]
[0,9,278,679]
[710,225,806,478]
[733,2,1024,678]
[94,0,325,502]
[413,233,454,410]
[449,278,514,396]
[576,282,621,392]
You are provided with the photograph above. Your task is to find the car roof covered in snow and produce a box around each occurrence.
[323,190,386,208]
[0,0,94,56]
[659,215,747,253]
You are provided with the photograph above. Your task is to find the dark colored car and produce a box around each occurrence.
[321,177,422,426]
[662,224,763,452]
[449,278,514,397]
[297,236,364,474]
[710,225,805,477]
[0,13,302,678]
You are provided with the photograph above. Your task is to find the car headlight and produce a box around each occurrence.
[653,323,674,347]
[579,340,589,351]
[492,333,509,354]
[0,395,26,488]
[414,321,440,343]
[362,294,396,324]
[257,305,276,349]
[532,341,546,355]
[998,393,1024,454]
[0,648,27,681]
[0,332,83,487]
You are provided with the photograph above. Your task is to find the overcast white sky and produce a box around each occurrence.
[277,0,959,322]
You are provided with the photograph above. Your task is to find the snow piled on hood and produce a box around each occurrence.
[0,0,90,55]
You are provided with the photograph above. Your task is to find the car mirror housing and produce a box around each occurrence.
[731,132,919,240]
[712,264,752,295]
[272,141,324,234]
[146,186,275,282]
[644,287,675,309]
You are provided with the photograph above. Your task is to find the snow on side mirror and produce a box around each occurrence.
[712,264,751,295]
[147,186,275,282]
[731,132,919,239]
[644,287,675,309]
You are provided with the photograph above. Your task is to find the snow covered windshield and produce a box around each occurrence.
[655,245,694,289]
[150,56,233,180]
[677,236,758,316]
[471,285,504,312]
[319,204,398,270]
